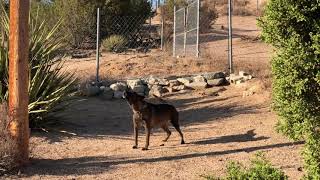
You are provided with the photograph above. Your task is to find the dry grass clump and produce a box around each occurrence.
[212,0,254,16]
[0,103,18,176]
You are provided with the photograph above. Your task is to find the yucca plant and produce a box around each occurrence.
[0,4,78,127]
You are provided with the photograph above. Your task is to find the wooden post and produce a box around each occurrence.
[8,0,30,165]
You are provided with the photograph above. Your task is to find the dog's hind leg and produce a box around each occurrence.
[171,113,185,144]
[132,125,139,149]
[162,126,172,142]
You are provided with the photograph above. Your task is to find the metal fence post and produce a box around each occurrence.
[228,0,233,74]
[96,8,100,82]
[183,8,187,56]
[173,6,176,57]
[196,0,200,58]
[161,10,164,51]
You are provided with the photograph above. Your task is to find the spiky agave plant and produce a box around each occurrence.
[0,4,78,127]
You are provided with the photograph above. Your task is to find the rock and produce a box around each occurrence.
[71,52,91,59]
[101,88,113,100]
[207,78,226,86]
[242,90,254,97]
[166,75,179,80]
[147,76,159,85]
[85,85,100,97]
[235,79,245,85]
[132,85,146,94]
[186,82,209,90]
[110,82,127,91]
[165,87,174,93]
[239,71,249,77]
[165,86,181,93]
[144,86,150,96]
[202,72,225,80]
[127,79,144,89]
[193,75,207,83]
[169,80,181,87]
[113,91,124,99]
[243,75,253,81]
[177,77,193,85]
[149,85,169,97]
[158,78,170,86]
[229,74,244,84]
[172,85,188,91]
[242,84,264,97]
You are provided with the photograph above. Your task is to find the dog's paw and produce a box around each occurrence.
[132,145,138,149]
[142,147,148,151]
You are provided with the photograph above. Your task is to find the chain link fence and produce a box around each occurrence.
[173,0,200,58]
[65,0,269,81]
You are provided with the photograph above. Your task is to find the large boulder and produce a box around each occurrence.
[127,79,144,89]
[101,87,113,100]
[84,84,100,96]
[147,76,159,85]
[169,79,181,87]
[172,85,188,91]
[186,82,209,90]
[207,78,227,86]
[177,77,193,85]
[229,74,244,84]
[113,91,124,99]
[193,75,207,83]
[202,72,225,80]
[110,82,127,91]
[149,85,169,97]
[158,78,170,86]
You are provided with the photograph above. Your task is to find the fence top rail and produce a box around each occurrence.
[175,7,185,13]
[188,1,198,6]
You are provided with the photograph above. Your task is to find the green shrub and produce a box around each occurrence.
[200,1,219,33]
[0,4,77,127]
[258,0,320,178]
[102,35,127,53]
[202,153,288,180]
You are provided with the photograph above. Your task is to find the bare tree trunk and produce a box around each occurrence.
[8,0,30,165]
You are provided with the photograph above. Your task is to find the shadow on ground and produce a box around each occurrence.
[32,88,266,143]
[191,129,269,145]
[22,141,303,177]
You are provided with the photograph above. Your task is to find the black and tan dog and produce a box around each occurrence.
[123,91,185,150]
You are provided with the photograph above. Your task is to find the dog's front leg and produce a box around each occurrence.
[132,114,140,149]
[142,123,151,151]
[133,125,139,149]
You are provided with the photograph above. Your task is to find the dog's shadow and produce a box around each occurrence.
[191,129,269,145]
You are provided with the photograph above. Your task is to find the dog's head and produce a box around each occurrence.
[123,90,145,105]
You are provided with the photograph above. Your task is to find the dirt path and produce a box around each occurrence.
[14,80,304,180]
